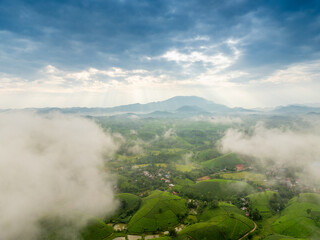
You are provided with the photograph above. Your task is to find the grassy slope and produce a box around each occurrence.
[201,153,244,170]
[178,202,254,240]
[177,222,226,240]
[248,191,279,218]
[175,163,196,172]
[109,193,141,223]
[273,193,320,238]
[153,237,172,240]
[172,178,195,192]
[253,214,280,240]
[199,202,254,240]
[182,179,255,201]
[263,235,305,240]
[200,202,245,221]
[81,219,113,240]
[195,148,222,162]
[221,171,266,186]
[127,190,187,233]
[117,193,141,210]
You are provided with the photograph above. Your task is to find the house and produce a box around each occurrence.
[235,164,245,171]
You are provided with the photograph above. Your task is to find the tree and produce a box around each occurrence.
[307,209,312,215]
[120,199,127,210]
[188,201,196,209]
[208,200,219,209]
[168,227,177,237]
[252,208,262,221]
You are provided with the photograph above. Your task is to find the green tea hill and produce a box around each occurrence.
[127,190,187,233]
[109,193,141,223]
[201,153,244,170]
[181,179,255,201]
[178,202,255,240]
[81,219,113,240]
[263,235,304,240]
[248,191,281,218]
[273,193,320,239]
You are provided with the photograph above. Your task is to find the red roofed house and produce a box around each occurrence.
[235,164,245,171]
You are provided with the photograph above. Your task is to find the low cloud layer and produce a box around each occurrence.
[220,122,320,182]
[191,115,243,125]
[163,128,177,139]
[0,112,118,240]
[209,116,243,125]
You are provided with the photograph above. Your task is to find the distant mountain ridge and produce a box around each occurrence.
[273,105,320,114]
[33,96,240,115]
[111,96,230,112]
[3,96,320,116]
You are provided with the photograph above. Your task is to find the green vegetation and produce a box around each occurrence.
[95,117,320,239]
[253,214,280,239]
[81,219,113,240]
[220,171,267,186]
[195,148,222,162]
[128,191,187,233]
[184,215,198,225]
[201,153,245,170]
[109,193,141,223]
[248,191,282,218]
[199,202,245,221]
[273,193,320,239]
[178,202,254,240]
[172,177,195,192]
[181,179,255,201]
[263,235,304,240]
[33,116,320,240]
[198,202,254,239]
[153,237,172,240]
[177,222,226,239]
[175,163,197,172]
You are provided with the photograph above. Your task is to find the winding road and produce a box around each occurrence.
[239,221,257,240]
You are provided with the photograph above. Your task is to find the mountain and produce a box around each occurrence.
[29,96,235,115]
[111,96,231,113]
[7,96,257,116]
[5,98,320,116]
[273,105,320,114]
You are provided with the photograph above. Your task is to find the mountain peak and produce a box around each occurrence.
[164,96,210,103]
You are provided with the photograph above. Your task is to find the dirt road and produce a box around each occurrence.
[239,221,257,240]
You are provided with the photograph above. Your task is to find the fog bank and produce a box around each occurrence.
[220,122,320,182]
[0,112,118,240]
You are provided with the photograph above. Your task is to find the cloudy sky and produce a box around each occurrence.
[0,0,320,108]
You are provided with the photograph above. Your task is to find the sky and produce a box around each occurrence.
[0,0,320,108]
